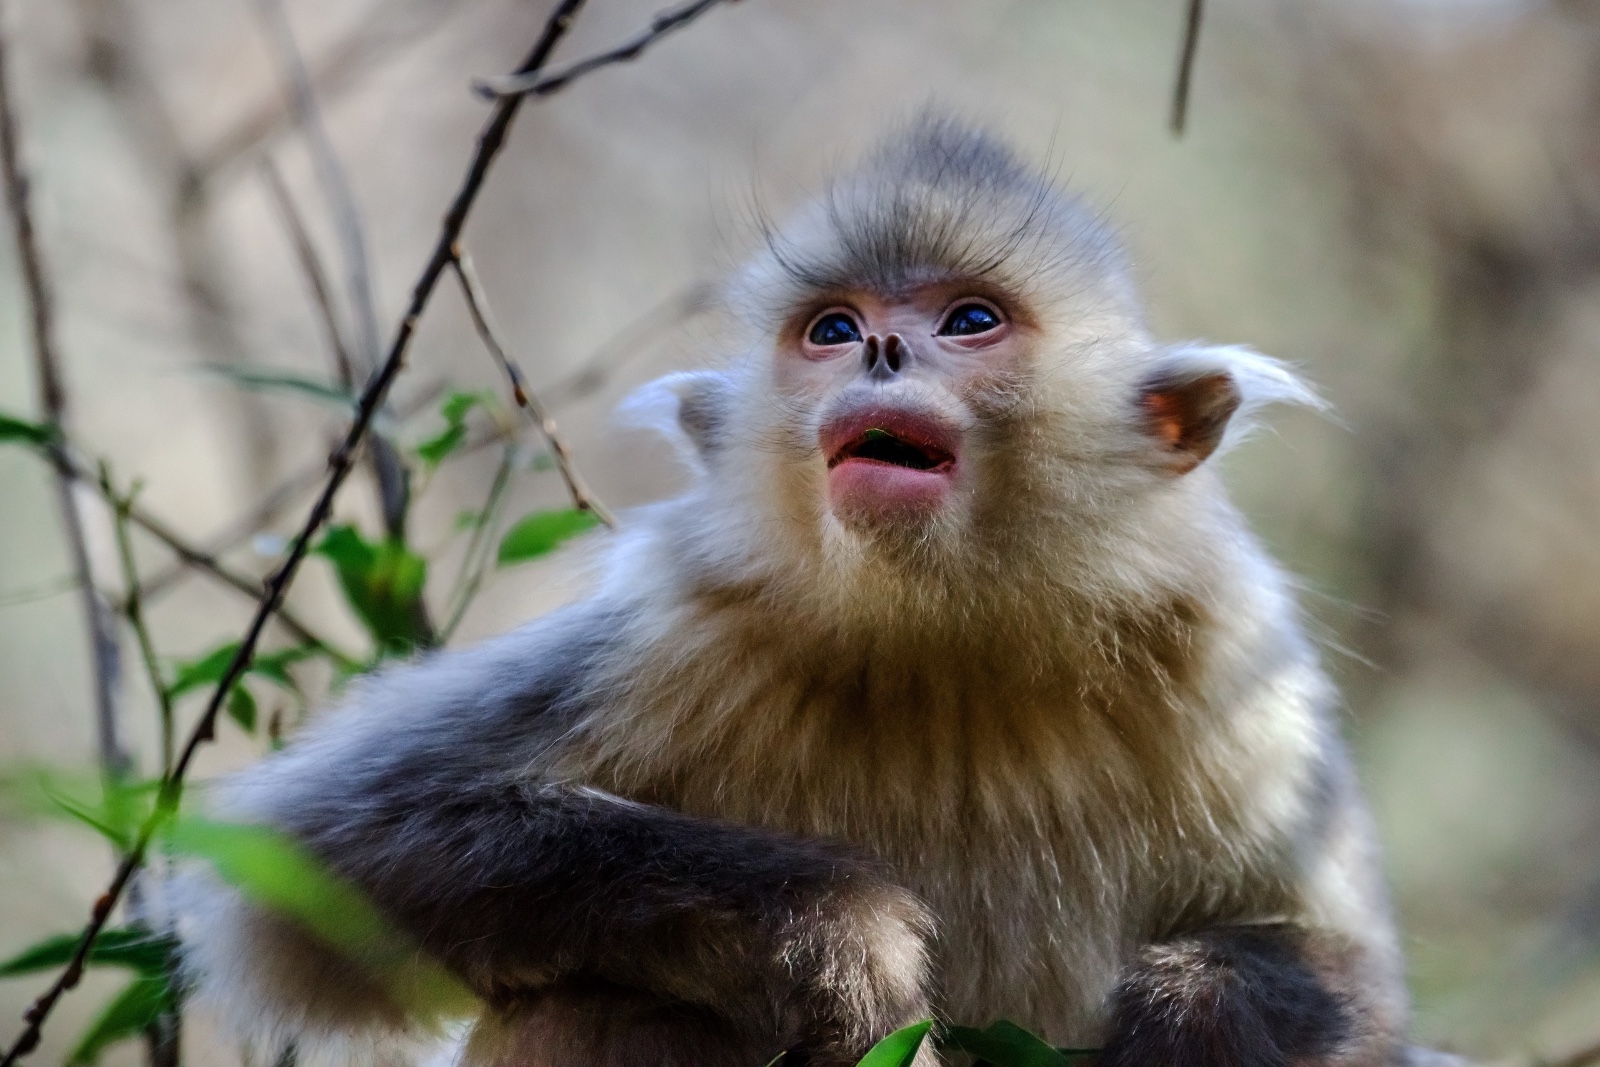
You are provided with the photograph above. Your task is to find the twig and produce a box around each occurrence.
[542,282,713,409]
[1169,0,1204,136]
[0,3,130,784]
[259,161,355,389]
[42,443,355,665]
[0,1,590,1058]
[449,248,615,528]
[473,0,735,100]
[139,453,324,600]
[100,468,176,776]
[257,0,416,546]
[441,443,517,642]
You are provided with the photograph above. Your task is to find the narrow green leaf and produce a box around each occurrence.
[168,818,474,1019]
[200,364,357,411]
[0,929,176,979]
[937,1021,1097,1067]
[496,508,599,567]
[0,412,55,446]
[66,976,170,1065]
[41,787,132,851]
[227,684,258,733]
[415,390,494,467]
[169,642,242,699]
[415,423,466,466]
[248,644,319,692]
[855,1020,932,1067]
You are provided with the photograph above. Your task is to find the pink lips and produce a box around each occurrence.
[820,408,960,520]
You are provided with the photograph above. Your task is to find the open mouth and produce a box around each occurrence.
[827,427,955,473]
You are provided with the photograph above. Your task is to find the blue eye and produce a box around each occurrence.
[939,303,1001,337]
[808,312,862,346]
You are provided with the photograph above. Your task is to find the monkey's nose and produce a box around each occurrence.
[863,333,907,381]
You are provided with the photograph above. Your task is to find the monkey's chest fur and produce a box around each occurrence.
[556,602,1313,1045]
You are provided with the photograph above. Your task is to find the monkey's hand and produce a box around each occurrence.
[1099,924,1400,1067]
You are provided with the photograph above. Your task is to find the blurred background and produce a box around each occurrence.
[1,0,1598,1063]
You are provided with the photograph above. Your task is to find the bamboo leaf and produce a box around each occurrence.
[66,976,171,1065]
[228,684,258,733]
[416,390,494,467]
[938,1021,1076,1067]
[0,929,176,979]
[169,642,241,699]
[0,412,55,446]
[855,1020,932,1067]
[496,508,599,566]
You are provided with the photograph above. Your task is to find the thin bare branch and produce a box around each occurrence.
[1169,0,1204,136]
[257,0,416,546]
[0,0,591,1056]
[450,248,615,528]
[0,4,129,784]
[441,443,517,643]
[476,0,735,100]
[259,161,355,388]
[100,468,176,776]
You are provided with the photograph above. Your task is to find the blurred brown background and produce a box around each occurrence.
[2,0,1599,1063]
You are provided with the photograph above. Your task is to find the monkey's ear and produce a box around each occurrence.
[1139,345,1328,475]
[616,370,733,473]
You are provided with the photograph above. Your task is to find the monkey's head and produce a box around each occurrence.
[625,115,1320,621]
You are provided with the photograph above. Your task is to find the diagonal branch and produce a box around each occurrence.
[450,248,615,528]
[259,161,356,389]
[0,0,592,1058]
[474,0,736,100]
[0,1,129,784]
[257,0,416,547]
[1169,0,1204,136]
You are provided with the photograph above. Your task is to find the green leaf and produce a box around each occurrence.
[169,642,241,699]
[938,1021,1078,1067]
[415,390,494,467]
[41,786,132,851]
[66,976,171,1065]
[249,644,319,692]
[200,364,357,412]
[0,412,56,447]
[172,641,319,703]
[496,508,599,567]
[167,819,474,1019]
[315,525,431,656]
[855,1020,932,1067]
[0,929,177,979]
[227,684,258,733]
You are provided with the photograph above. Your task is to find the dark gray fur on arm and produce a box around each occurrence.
[188,603,931,1062]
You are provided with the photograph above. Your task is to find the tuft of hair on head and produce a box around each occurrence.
[735,110,1136,324]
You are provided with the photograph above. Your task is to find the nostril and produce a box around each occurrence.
[863,335,881,370]
[884,334,903,372]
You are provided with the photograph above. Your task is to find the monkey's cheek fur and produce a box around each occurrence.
[827,459,956,524]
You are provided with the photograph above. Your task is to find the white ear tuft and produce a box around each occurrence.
[1163,344,1330,456]
[615,371,731,474]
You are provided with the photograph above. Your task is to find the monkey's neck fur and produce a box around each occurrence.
[556,470,1327,1039]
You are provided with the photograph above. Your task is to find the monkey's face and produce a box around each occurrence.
[776,284,1024,532]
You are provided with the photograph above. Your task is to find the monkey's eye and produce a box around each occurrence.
[938,303,1002,337]
[807,312,862,347]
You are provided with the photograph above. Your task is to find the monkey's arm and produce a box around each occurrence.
[180,604,930,1061]
[1101,750,1410,1067]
